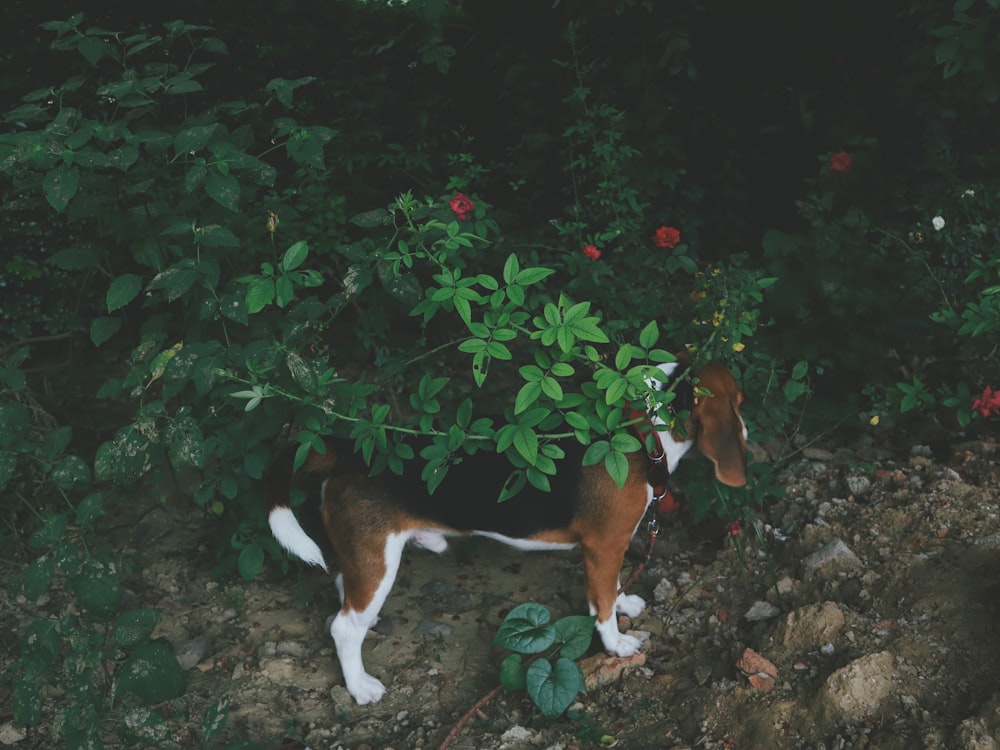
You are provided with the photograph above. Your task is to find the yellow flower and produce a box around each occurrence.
[266,210,279,235]
[733,342,746,352]
[869,415,880,426]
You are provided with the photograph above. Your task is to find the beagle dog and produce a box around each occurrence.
[268,358,748,705]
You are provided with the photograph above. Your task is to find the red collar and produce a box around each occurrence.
[626,408,680,514]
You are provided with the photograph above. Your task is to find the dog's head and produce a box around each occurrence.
[687,361,748,487]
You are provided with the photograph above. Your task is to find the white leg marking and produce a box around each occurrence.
[591,602,642,657]
[329,532,409,705]
[615,592,646,618]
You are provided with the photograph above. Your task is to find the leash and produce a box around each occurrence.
[618,408,681,594]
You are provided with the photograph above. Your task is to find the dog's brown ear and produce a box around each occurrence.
[692,363,748,487]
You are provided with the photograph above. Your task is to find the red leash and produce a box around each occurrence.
[618,407,681,594]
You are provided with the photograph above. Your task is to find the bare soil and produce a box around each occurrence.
[4,428,1000,749]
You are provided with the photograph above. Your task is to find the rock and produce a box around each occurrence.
[580,651,647,690]
[744,600,780,622]
[736,647,778,692]
[0,722,27,745]
[818,651,896,723]
[781,601,846,652]
[653,577,677,603]
[845,474,872,497]
[173,635,211,670]
[954,692,1000,750]
[500,724,535,746]
[276,640,310,658]
[802,539,862,575]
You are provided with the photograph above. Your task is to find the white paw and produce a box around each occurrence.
[615,593,646,618]
[595,616,643,657]
[348,673,387,705]
[609,632,643,657]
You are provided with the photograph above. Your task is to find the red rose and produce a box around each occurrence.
[449,192,475,220]
[972,385,1000,418]
[829,151,853,174]
[652,226,681,249]
[582,244,601,261]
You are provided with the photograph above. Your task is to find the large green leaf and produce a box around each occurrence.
[112,608,161,647]
[526,657,585,720]
[43,165,80,212]
[106,274,143,313]
[493,602,554,653]
[116,640,187,703]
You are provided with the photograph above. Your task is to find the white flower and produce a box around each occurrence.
[932,216,945,231]
[963,189,975,198]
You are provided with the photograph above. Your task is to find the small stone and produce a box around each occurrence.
[0,721,28,745]
[846,475,872,497]
[580,651,647,690]
[173,636,210,670]
[781,601,846,652]
[500,725,534,743]
[653,577,677,603]
[744,600,780,622]
[736,647,778,679]
[803,539,862,574]
[818,651,896,723]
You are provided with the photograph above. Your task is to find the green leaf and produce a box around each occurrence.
[116,640,187,703]
[69,558,123,620]
[43,165,80,212]
[604,450,630,489]
[113,608,161,647]
[90,315,122,347]
[173,124,219,155]
[500,653,528,692]
[148,265,199,303]
[516,267,555,286]
[205,169,240,211]
[281,241,309,272]
[28,513,69,549]
[50,455,91,490]
[514,381,542,415]
[503,254,520,284]
[49,246,102,271]
[639,320,659,349]
[526,657,585,719]
[582,440,610,466]
[493,602,555,653]
[202,698,230,742]
[238,543,264,580]
[42,425,72,460]
[349,209,392,228]
[245,277,275,314]
[512,425,539,464]
[106,274,143,313]
[23,554,55,600]
[554,615,598,660]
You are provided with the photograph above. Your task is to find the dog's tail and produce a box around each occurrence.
[267,445,339,573]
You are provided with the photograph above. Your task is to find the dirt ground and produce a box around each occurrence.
[4,426,1000,749]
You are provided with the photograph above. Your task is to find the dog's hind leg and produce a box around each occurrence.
[328,531,408,705]
[580,538,644,657]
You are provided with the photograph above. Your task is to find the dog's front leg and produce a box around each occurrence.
[329,532,409,704]
[581,542,643,657]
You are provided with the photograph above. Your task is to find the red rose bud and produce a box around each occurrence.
[652,226,681,248]
[449,192,475,220]
[582,244,601,261]
[829,151,853,174]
